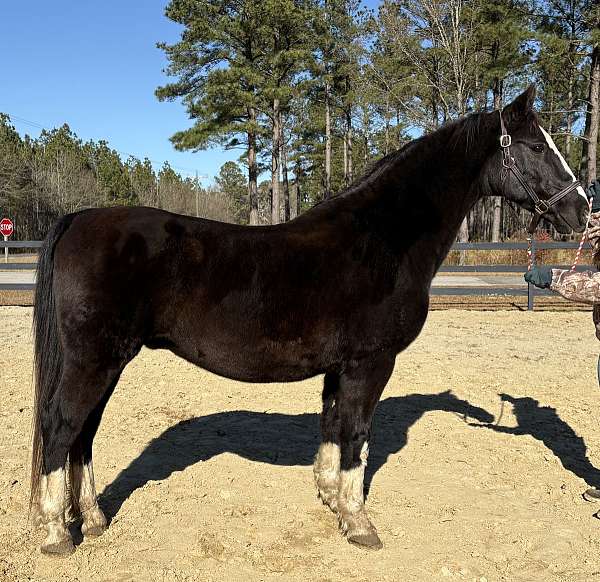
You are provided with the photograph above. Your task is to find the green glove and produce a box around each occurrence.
[524,265,553,289]
[588,180,600,212]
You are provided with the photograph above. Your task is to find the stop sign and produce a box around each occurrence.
[0,218,13,237]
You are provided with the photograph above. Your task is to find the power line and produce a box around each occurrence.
[1,110,209,178]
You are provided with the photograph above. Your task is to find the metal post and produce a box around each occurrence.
[3,235,7,264]
[527,238,535,311]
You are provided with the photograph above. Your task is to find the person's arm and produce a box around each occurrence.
[550,269,600,304]
[548,205,600,303]
[524,182,600,303]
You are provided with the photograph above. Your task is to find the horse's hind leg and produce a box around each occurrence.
[314,373,342,511]
[39,362,123,555]
[68,376,119,538]
[334,353,395,550]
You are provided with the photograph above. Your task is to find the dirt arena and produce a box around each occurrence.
[3,306,600,581]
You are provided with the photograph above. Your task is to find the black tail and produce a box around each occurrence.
[30,214,75,512]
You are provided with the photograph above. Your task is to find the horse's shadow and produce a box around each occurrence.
[472,392,600,489]
[97,390,494,522]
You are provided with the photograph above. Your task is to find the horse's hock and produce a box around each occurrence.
[2,305,600,581]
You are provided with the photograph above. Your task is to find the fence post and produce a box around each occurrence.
[527,238,535,311]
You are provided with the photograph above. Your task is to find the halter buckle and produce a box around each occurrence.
[534,200,550,215]
[500,134,511,148]
[502,153,514,169]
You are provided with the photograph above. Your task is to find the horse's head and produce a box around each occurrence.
[485,85,589,234]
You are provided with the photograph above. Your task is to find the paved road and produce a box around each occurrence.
[0,271,35,285]
[0,270,527,289]
[433,274,526,287]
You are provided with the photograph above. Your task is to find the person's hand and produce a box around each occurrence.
[588,180,600,212]
[524,265,553,289]
[589,211,600,248]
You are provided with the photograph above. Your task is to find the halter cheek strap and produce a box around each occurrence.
[498,111,582,235]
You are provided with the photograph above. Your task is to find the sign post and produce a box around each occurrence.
[0,218,14,263]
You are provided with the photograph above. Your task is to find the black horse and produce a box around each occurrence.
[30,86,589,555]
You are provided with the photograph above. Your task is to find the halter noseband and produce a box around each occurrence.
[498,110,582,235]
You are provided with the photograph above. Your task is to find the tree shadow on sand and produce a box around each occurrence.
[98,390,494,523]
[471,393,600,489]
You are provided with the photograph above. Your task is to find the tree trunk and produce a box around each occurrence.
[295,160,302,219]
[248,108,259,226]
[346,108,353,185]
[324,81,332,199]
[492,77,502,110]
[343,129,348,186]
[458,217,469,265]
[491,198,502,242]
[280,116,290,222]
[384,99,390,156]
[290,173,298,220]
[565,78,573,162]
[585,46,599,183]
[271,97,281,224]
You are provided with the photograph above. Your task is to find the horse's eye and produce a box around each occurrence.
[531,143,545,153]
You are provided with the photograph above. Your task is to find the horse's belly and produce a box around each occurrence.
[163,328,334,383]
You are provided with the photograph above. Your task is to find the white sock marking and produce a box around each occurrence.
[40,468,66,523]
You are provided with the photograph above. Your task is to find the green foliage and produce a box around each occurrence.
[216,161,249,224]
[5,0,599,241]
[0,114,235,240]
[156,0,267,151]
[91,141,136,205]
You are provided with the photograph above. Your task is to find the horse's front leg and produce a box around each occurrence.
[314,373,342,511]
[317,354,395,550]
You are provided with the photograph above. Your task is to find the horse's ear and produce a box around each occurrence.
[502,85,536,123]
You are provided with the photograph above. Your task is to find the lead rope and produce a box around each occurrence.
[570,196,593,272]
[525,196,593,272]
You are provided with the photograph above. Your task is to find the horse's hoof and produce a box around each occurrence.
[583,488,600,503]
[83,524,106,538]
[41,539,75,556]
[81,506,107,538]
[347,531,383,550]
[31,511,44,529]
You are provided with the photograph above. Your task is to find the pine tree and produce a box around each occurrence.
[157,0,270,225]
[216,161,249,224]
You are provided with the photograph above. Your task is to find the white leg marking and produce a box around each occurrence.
[314,442,340,511]
[78,459,107,536]
[338,442,368,514]
[539,125,587,199]
[40,468,66,524]
[39,467,74,554]
[336,442,382,549]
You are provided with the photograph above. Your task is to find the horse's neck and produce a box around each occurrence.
[353,114,498,282]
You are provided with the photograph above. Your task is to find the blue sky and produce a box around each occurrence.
[1,1,380,184]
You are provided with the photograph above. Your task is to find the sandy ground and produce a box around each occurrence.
[3,307,600,581]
